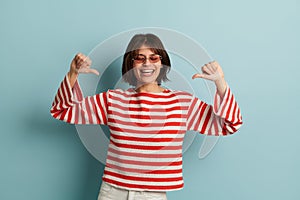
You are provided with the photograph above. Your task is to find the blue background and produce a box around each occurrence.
[1,0,299,199]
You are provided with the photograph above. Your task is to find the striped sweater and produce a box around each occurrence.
[50,75,242,191]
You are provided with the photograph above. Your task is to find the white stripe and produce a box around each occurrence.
[110,130,185,139]
[86,97,97,124]
[77,103,82,124]
[218,88,231,117]
[225,124,233,133]
[111,91,192,103]
[190,100,204,129]
[100,93,107,116]
[106,160,182,171]
[110,114,185,124]
[103,174,183,186]
[109,107,186,117]
[62,80,72,107]
[58,87,68,109]
[109,123,186,131]
[110,137,183,147]
[94,95,105,123]
[107,151,182,163]
[203,111,214,135]
[70,104,76,123]
[105,167,182,179]
[109,144,182,155]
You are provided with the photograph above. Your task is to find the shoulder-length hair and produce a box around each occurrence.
[122,33,171,86]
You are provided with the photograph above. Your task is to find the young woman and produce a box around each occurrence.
[50,34,242,200]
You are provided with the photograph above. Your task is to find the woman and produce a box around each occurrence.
[50,33,242,200]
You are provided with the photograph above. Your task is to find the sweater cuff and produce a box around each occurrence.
[65,74,84,103]
[213,86,233,118]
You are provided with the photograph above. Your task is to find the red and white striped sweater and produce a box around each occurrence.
[50,75,242,191]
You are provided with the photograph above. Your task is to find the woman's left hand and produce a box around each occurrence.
[192,61,227,97]
[192,61,224,82]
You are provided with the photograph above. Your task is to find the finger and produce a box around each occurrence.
[78,68,99,76]
[206,63,217,73]
[202,64,214,75]
[192,73,207,79]
[209,61,218,71]
[85,57,92,66]
[88,68,100,76]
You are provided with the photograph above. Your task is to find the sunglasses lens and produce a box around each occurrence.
[133,54,161,64]
[133,55,144,64]
[149,55,161,63]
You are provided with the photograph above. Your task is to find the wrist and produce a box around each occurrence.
[214,78,227,97]
[68,71,78,78]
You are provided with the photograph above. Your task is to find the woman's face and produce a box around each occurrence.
[132,45,162,87]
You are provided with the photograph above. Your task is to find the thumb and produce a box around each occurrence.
[192,73,207,79]
[89,68,100,76]
[78,68,100,76]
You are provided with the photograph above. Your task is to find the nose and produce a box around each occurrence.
[143,58,151,65]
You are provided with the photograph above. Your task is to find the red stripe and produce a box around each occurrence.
[57,88,63,106]
[194,102,206,131]
[110,140,182,151]
[59,109,67,121]
[67,106,72,123]
[108,118,184,128]
[104,170,182,182]
[102,178,184,191]
[63,78,73,107]
[106,163,182,174]
[108,147,182,158]
[98,93,108,124]
[110,126,185,135]
[110,95,185,106]
[64,78,72,102]
[225,93,234,120]
[200,106,212,134]
[186,97,198,129]
[229,101,237,123]
[108,110,184,120]
[113,90,182,99]
[61,80,68,107]
[220,88,231,117]
[110,133,183,143]
[51,107,60,118]
[110,102,188,113]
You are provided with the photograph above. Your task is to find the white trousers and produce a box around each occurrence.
[97,182,168,200]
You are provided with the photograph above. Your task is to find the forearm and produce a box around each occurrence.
[214,78,227,98]
[67,71,79,88]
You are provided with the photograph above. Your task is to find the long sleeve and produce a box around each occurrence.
[186,87,242,136]
[50,75,108,125]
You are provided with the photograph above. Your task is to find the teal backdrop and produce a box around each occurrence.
[1,0,299,200]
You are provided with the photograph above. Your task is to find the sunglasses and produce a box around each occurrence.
[132,54,162,64]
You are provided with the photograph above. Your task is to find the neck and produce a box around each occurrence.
[135,82,164,93]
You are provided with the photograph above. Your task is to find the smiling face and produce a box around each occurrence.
[122,33,171,87]
[132,46,162,88]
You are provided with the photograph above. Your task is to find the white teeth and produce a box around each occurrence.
[141,69,154,73]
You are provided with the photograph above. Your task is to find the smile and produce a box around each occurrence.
[140,69,155,76]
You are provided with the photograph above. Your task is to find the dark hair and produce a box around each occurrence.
[122,33,171,86]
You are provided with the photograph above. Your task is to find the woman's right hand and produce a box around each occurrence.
[69,53,99,76]
[68,53,99,88]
